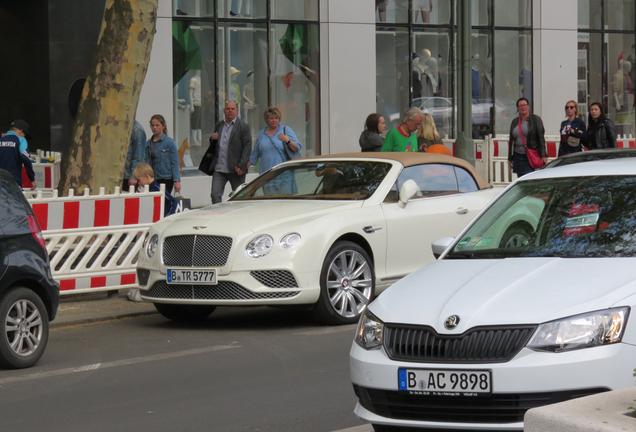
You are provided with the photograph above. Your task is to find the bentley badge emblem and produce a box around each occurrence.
[193,226,207,230]
[444,315,460,329]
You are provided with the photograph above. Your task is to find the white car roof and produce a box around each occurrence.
[518,158,636,181]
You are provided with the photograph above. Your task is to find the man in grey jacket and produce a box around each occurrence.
[199,101,252,203]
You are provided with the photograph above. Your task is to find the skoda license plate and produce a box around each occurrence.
[167,269,217,284]
[398,368,491,396]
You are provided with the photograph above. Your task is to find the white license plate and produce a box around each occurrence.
[398,368,491,396]
[166,269,217,284]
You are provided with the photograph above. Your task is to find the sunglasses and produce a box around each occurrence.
[566,106,576,110]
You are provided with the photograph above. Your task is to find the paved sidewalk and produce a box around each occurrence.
[51,290,157,329]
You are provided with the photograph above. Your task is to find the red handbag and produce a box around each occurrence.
[519,117,545,169]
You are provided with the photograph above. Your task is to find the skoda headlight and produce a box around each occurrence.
[355,310,384,350]
[146,234,159,258]
[245,234,274,258]
[526,307,629,353]
[280,233,301,249]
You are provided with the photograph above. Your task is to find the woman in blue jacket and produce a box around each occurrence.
[558,100,588,156]
[144,114,181,193]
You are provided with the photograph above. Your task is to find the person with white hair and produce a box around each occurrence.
[381,107,423,152]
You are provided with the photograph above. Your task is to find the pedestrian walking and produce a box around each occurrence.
[198,101,252,204]
[143,114,181,194]
[381,107,422,152]
[587,102,617,150]
[359,113,386,152]
[122,120,147,192]
[507,97,547,177]
[0,120,36,188]
[558,100,587,156]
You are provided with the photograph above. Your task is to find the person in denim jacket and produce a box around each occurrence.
[143,114,181,194]
[122,120,147,192]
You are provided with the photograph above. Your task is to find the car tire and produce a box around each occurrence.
[0,287,50,369]
[371,425,407,432]
[310,241,375,325]
[500,222,534,248]
[154,303,216,322]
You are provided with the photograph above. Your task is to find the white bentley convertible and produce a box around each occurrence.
[136,153,500,325]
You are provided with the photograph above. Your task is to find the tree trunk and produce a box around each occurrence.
[59,0,157,195]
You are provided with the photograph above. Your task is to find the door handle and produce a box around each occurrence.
[456,208,469,215]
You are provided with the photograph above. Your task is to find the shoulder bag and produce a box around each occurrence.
[282,127,301,160]
[519,117,545,169]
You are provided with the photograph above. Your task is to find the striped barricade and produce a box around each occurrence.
[489,135,560,186]
[26,185,165,295]
[22,150,62,192]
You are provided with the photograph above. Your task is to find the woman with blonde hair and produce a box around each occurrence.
[143,114,180,193]
[558,100,587,156]
[416,112,443,152]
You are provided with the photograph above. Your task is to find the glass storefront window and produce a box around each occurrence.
[577,32,602,121]
[270,23,320,157]
[471,30,493,138]
[605,0,635,31]
[376,28,410,131]
[412,0,452,25]
[377,0,408,23]
[607,33,636,135]
[173,0,214,17]
[578,0,602,30]
[472,0,491,26]
[412,29,452,137]
[494,30,532,135]
[271,0,318,21]
[217,0,267,19]
[494,0,531,28]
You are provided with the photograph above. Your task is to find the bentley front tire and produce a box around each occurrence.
[311,241,375,325]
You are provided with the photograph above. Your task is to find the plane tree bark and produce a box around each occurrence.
[59,0,157,194]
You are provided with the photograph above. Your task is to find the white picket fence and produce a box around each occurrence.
[27,185,165,295]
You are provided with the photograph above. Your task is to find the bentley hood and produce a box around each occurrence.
[370,257,636,333]
[152,200,363,238]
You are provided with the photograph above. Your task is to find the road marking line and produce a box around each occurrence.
[0,345,240,385]
[295,324,357,336]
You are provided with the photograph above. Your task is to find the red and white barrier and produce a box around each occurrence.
[22,150,62,191]
[26,185,165,295]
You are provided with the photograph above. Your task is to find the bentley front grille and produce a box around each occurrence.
[250,271,299,288]
[143,281,300,300]
[384,324,537,363]
[163,235,233,267]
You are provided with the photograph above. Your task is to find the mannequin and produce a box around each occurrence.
[612,59,632,111]
[412,56,422,99]
[243,70,256,127]
[375,0,388,22]
[229,66,241,117]
[422,57,440,97]
[189,70,202,147]
[418,48,431,74]
[471,54,480,100]
[413,0,433,23]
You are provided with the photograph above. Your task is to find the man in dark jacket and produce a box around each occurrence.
[198,101,252,204]
[0,119,36,188]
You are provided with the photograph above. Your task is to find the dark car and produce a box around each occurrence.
[0,169,59,368]
[543,148,636,169]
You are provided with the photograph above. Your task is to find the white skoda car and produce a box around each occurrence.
[135,153,499,325]
[351,158,636,431]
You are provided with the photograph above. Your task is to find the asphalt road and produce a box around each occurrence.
[0,306,370,432]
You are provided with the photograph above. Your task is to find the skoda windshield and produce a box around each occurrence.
[231,161,392,201]
[447,175,636,259]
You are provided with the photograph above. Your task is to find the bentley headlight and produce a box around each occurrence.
[146,234,159,258]
[280,233,301,249]
[245,234,274,258]
[526,307,629,353]
[355,310,384,350]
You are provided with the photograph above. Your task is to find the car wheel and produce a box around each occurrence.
[500,223,534,248]
[0,287,49,369]
[311,241,375,325]
[371,425,406,432]
[154,303,216,322]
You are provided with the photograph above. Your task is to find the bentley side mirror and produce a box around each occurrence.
[398,179,419,208]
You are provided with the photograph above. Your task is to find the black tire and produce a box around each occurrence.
[372,425,408,432]
[500,223,534,248]
[154,303,216,322]
[0,287,50,369]
[310,241,375,325]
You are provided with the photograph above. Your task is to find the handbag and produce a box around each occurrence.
[567,136,581,147]
[282,127,301,160]
[519,117,545,169]
[174,193,191,213]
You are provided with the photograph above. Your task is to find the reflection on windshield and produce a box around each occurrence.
[231,161,392,201]
[447,176,636,259]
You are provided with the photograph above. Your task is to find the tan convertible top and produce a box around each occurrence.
[304,152,492,190]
